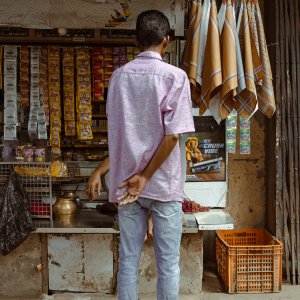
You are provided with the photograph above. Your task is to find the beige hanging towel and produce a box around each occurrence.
[181,0,202,103]
[219,0,238,119]
[234,0,262,119]
[199,0,222,115]
[247,0,263,88]
[254,0,276,117]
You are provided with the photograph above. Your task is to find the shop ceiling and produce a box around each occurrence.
[0,0,176,30]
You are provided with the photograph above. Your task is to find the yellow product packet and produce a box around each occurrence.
[50,130,61,147]
[77,122,93,140]
[64,93,75,106]
[77,105,92,122]
[64,105,75,121]
[50,102,61,118]
[77,81,91,93]
[65,121,76,136]
[50,116,61,131]
[50,160,68,177]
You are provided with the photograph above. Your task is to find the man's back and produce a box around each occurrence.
[107,51,194,203]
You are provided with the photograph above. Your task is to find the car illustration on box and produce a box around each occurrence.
[190,157,223,174]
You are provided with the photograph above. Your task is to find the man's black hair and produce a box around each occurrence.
[136,10,170,48]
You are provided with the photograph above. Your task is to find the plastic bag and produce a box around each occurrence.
[0,169,35,255]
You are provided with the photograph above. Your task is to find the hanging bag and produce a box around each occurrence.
[0,168,35,255]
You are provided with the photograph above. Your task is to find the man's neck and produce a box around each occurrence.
[141,45,163,57]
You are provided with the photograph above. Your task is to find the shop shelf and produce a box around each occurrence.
[92,127,107,132]
[216,229,283,293]
[61,144,108,148]
[92,113,107,118]
[0,161,52,219]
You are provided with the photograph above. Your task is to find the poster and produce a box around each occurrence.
[181,116,226,182]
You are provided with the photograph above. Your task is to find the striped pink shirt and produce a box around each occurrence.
[107,51,195,203]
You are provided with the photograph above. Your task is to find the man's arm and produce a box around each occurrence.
[118,134,179,205]
[86,157,110,200]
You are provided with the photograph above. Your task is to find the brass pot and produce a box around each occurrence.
[53,197,78,219]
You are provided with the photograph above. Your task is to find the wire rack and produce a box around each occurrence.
[0,161,52,219]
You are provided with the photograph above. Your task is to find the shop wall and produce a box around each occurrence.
[226,116,266,228]
[0,234,42,298]
[204,116,266,264]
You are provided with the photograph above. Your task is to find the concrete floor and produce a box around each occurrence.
[1,274,300,300]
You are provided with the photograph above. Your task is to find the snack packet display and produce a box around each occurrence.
[226,110,237,154]
[3,46,18,141]
[76,47,93,140]
[48,46,61,148]
[63,48,76,132]
[240,117,251,155]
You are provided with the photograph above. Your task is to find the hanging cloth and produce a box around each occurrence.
[198,0,222,116]
[196,0,211,87]
[181,0,202,102]
[247,0,263,88]
[208,0,246,124]
[219,0,238,119]
[253,0,276,117]
[234,0,262,119]
[232,2,246,94]
[218,1,227,33]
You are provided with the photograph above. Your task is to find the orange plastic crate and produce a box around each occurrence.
[216,229,283,293]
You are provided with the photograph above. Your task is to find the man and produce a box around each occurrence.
[86,10,194,300]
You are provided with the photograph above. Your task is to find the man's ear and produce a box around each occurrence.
[163,35,170,48]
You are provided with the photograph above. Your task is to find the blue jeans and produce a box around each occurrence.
[117,197,183,300]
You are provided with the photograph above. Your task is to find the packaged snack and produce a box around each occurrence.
[50,117,61,131]
[64,105,75,121]
[4,61,17,77]
[50,130,61,147]
[22,144,34,161]
[4,77,17,92]
[76,47,90,60]
[226,110,237,154]
[78,81,91,92]
[31,63,39,74]
[16,146,25,159]
[63,66,74,76]
[50,160,68,177]
[4,107,17,124]
[65,121,76,136]
[77,106,92,122]
[77,66,90,75]
[48,46,60,58]
[78,94,91,106]
[64,78,74,91]
[77,122,93,140]
[4,125,17,140]
[38,130,48,140]
[4,46,17,59]
[240,118,251,154]
[34,147,46,162]
[37,108,46,122]
[50,103,61,118]
[64,94,75,106]
[38,121,47,132]
[4,93,17,108]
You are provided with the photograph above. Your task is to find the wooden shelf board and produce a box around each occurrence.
[92,127,107,132]
[92,114,107,118]
[61,144,108,148]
